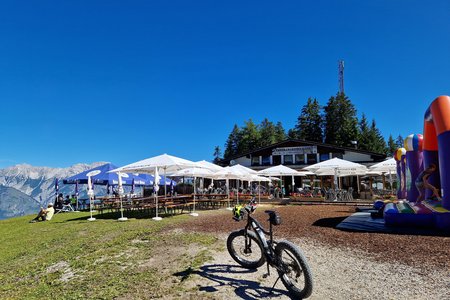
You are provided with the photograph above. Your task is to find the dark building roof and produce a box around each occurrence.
[223,138,387,164]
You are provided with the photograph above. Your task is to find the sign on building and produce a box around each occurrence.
[272,146,317,155]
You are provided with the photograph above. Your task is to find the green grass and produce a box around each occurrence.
[0,211,218,299]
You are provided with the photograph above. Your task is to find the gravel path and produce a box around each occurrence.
[184,235,450,299]
[172,204,450,299]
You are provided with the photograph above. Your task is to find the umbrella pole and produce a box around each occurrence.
[152,167,162,221]
[357,175,360,194]
[117,172,127,221]
[226,178,232,210]
[190,176,198,216]
[87,176,96,221]
[164,167,167,198]
[118,194,126,221]
[237,179,239,205]
[88,196,95,220]
[292,175,295,196]
[120,195,124,219]
[389,171,393,194]
[258,180,261,204]
[75,180,79,211]
[155,193,159,218]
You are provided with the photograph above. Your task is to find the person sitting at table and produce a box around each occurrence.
[70,194,77,208]
[30,203,55,223]
[54,193,64,209]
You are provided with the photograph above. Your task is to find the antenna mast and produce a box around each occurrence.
[338,60,345,94]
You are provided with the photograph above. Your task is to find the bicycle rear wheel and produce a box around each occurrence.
[227,229,266,269]
[275,240,313,299]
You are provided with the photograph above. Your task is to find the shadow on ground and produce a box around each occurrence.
[62,210,181,222]
[312,216,347,228]
[174,264,293,299]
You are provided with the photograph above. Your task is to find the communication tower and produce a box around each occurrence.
[338,60,345,94]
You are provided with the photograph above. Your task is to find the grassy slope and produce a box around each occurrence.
[0,211,218,299]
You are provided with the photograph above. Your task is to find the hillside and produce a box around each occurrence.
[0,186,40,220]
[0,211,216,299]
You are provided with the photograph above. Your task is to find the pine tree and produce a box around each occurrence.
[368,119,387,153]
[239,119,260,154]
[258,118,277,147]
[324,95,339,145]
[224,124,241,159]
[294,97,323,142]
[213,146,222,164]
[274,122,287,142]
[324,93,358,146]
[357,113,372,151]
[387,135,396,156]
[396,135,404,149]
[287,128,297,139]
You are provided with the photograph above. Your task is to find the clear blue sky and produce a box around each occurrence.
[1,0,449,168]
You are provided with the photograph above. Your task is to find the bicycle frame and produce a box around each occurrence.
[244,209,277,265]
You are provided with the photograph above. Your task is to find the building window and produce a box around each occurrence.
[273,155,281,165]
[262,155,271,166]
[251,156,260,166]
[295,154,305,165]
[284,155,293,165]
[320,153,330,162]
[306,153,317,164]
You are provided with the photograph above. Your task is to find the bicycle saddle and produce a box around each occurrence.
[264,210,282,225]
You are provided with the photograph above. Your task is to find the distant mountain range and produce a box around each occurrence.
[0,162,107,220]
[0,186,39,220]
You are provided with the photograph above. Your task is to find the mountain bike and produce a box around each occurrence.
[227,198,313,299]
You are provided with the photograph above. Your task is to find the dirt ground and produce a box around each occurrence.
[161,204,450,299]
[181,204,450,271]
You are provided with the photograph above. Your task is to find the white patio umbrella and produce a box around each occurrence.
[258,165,301,176]
[249,174,271,203]
[117,172,128,221]
[86,170,100,221]
[195,160,224,171]
[213,167,246,208]
[258,165,306,197]
[369,158,396,172]
[369,158,396,192]
[195,160,223,190]
[229,165,256,202]
[304,158,367,189]
[110,153,197,198]
[172,167,215,217]
[229,164,258,174]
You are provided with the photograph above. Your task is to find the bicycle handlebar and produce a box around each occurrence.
[244,197,258,214]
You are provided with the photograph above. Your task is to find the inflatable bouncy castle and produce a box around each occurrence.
[384,95,450,231]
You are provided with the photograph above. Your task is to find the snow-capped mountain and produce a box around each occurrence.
[0,162,107,206]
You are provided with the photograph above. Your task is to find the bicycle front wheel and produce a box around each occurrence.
[227,229,266,269]
[275,240,313,299]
